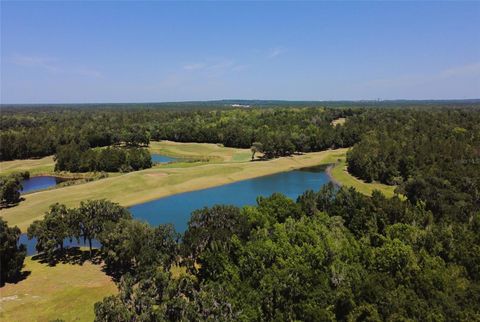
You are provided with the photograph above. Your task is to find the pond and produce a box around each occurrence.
[130,165,332,233]
[20,165,332,255]
[151,154,177,164]
[20,176,65,194]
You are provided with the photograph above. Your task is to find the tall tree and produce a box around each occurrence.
[0,176,22,205]
[0,217,26,286]
[27,203,71,262]
[74,199,131,256]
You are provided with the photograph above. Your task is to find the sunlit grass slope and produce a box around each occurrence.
[0,156,55,176]
[0,141,251,177]
[149,140,252,163]
[327,152,397,198]
[0,257,116,322]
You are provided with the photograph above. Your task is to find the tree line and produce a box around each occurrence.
[3,103,478,163]
[54,143,152,173]
[1,106,358,161]
[346,108,480,222]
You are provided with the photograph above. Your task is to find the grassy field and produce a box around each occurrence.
[326,153,397,198]
[0,141,251,177]
[0,156,55,176]
[330,117,346,126]
[0,257,116,322]
[149,140,252,163]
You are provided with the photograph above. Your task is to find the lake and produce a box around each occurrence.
[151,154,177,164]
[130,165,331,232]
[20,176,64,194]
[20,165,332,255]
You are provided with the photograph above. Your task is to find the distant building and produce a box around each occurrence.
[231,104,251,108]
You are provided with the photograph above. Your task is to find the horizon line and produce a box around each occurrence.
[2,98,480,106]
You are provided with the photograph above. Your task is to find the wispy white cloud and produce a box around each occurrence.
[362,62,480,89]
[183,63,206,71]
[75,67,103,78]
[182,59,247,75]
[268,47,285,59]
[150,59,247,93]
[438,62,480,79]
[12,54,61,73]
[11,54,103,78]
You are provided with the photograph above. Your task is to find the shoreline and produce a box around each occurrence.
[325,164,342,187]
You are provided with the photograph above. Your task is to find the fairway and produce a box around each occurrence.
[0,156,55,176]
[327,155,397,198]
[149,140,252,162]
[0,257,116,322]
[0,141,251,177]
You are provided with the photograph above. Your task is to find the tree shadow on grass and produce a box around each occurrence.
[0,198,25,210]
[29,247,124,283]
[101,266,123,283]
[1,270,32,287]
[32,247,102,267]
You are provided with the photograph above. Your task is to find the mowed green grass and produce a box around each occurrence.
[330,117,346,126]
[0,141,251,177]
[0,257,116,322]
[149,140,252,163]
[326,152,397,198]
[0,156,55,176]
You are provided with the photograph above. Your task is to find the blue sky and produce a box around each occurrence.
[1,1,479,103]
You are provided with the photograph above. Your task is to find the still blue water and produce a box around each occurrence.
[20,234,102,256]
[21,176,63,194]
[130,165,331,233]
[151,154,177,164]
[20,165,331,255]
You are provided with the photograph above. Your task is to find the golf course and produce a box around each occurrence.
[0,141,395,232]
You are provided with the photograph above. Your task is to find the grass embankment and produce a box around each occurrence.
[149,140,252,163]
[0,141,251,176]
[330,117,346,126]
[0,257,116,322]
[325,153,397,198]
[0,156,55,176]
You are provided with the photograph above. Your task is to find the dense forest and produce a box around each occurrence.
[346,109,480,223]
[0,104,361,162]
[55,144,152,172]
[1,101,478,163]
[1,101,480,320]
